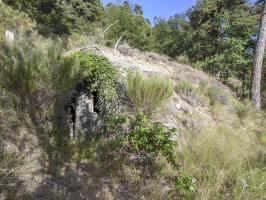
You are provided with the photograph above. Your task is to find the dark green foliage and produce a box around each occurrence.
[3,0,69,35]
[72,51,118,113]
[151,14,193,58]
[3,0,104,35]
[66,0,103,22]
[186,0,260,96]
[59,0,103,33]
[128,114,176,165]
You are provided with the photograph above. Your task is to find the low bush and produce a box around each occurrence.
[175,172,196,199]
[126,71,173,114]
[128,114,177,166]
[101,113,177,167]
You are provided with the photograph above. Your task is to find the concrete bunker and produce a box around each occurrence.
[69,81,102,139]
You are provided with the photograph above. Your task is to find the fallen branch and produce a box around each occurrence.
[103,21,119,35]
[115,35,124,51]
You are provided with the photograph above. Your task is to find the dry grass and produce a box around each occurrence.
[180,106,266,200]
[0,104,40,199]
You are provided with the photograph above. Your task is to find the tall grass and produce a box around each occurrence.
[181,122,266,200]
[0,108,37,199]
[126,71,174,114]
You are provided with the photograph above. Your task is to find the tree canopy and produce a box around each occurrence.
[2,0,266,100]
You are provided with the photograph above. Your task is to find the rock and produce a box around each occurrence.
[180,101,193,114]
[5,30,15,44]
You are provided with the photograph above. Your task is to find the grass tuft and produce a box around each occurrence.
[126,71,173,114]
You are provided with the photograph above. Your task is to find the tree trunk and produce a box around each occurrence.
[252,1,266,109]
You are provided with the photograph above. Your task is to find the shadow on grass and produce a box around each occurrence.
[19,94,117,199]
[1,89,169,199]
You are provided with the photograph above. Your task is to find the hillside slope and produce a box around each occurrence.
[68,44,234,129]
[0,40,265,199]
[1,2,265,200]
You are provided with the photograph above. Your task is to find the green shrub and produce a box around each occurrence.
[175,172,196,198]
[176,80,193,94]
[129,114,176,165]
[126,71,173,114]
[101,113,177,166]
[103,114,130,135]
[3,0,103,35]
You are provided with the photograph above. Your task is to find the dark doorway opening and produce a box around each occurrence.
[92,91,100,113]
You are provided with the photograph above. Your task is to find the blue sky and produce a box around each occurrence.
[101,0,195,22]
[101,0,257,23]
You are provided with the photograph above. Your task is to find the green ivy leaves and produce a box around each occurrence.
[72,51,118,114]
